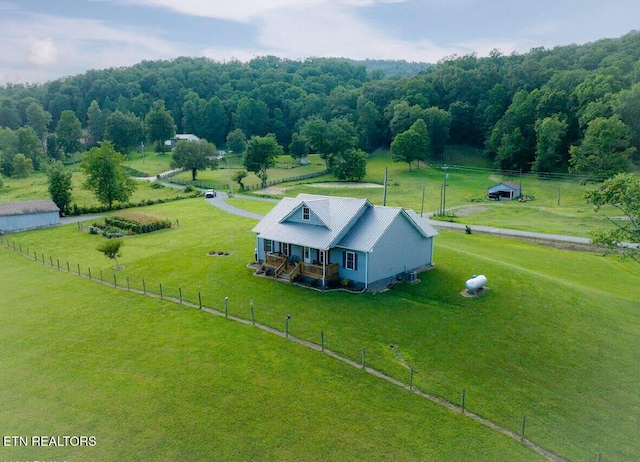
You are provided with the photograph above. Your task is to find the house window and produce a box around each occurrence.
[264,239,272,253]
[302,206,310,221]
[344,251,357,270]
[303,247,310,260]
[282,243,290,257]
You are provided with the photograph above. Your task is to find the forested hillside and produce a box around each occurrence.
[1,31,639,180]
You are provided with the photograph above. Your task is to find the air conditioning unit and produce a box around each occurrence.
[406,271,417,282]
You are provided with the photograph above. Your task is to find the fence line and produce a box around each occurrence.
[0,235,585,462]
[165,169,329,191]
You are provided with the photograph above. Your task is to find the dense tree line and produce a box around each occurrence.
[1,31,639,182]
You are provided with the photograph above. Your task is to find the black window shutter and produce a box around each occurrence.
[354,253,358,270]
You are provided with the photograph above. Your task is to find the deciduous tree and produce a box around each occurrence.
[46,160,73,214]
[96,239,124,268]
[391,119,431,171]
[80,141,137,209]
[11,154,33,178]
[104,110,144,154]
[233,97,268,137]
[333,148,367,181]
[569,115,635,182]
[243,133,283,188]
[170,140,218,181]
[17,126,43,170]
[288,132,308,161]
[145,100,176,152]
[300,116,329,153]
[585,173,640,262]
[86,100,106,147]
[56,110,83,156]
[226,128,247,155]
[25,102,52,153]
[532,115,568,173]
[232,170,248,191]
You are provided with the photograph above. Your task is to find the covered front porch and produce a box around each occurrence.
[262,252,339,283]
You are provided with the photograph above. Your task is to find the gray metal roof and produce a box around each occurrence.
[252,194,437,252]
[337,206,400,252]
[339,208,438,252]
[488,181,520,191]
[252,194,370,250]
[0,200,60,217]
[405,210,439,238]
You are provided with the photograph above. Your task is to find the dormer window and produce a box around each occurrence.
[302,206,310,221]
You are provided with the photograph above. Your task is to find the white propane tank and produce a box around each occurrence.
[465,274,487,293]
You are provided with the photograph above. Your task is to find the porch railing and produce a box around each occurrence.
[300,262,339,280]
[264,253,286,269]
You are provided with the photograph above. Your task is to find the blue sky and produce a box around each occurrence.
[1,0,639,85]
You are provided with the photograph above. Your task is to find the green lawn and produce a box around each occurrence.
[0,168,195,208]
[3,198,639,461]
[0,147,627,238]
[171,154,330,190]
[0,246,540,461]
[123,150,174,176]
[273,150,624,237]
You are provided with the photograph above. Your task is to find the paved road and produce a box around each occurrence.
[205,193,597,246]
[205,192,276,220]
[424,220,592,244]
[60,167,602,247]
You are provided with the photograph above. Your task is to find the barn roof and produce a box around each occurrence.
[0,200,60,217]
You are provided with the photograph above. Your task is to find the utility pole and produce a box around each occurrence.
[441,165,449,216]
[383,167,388,206]
[519,167,523,199]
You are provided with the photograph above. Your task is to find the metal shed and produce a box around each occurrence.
[487,181,521,200]
[0,200,60,233]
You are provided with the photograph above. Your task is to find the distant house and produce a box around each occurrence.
[164,134,200,149]
[252,194,438,292]
[488,181,521,200]
[0,200,60,233]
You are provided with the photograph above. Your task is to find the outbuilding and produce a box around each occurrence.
[164,134,201,149]
[487,181,521,200]
[0,200,60,233]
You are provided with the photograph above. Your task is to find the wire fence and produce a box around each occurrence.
[0,234,609,462]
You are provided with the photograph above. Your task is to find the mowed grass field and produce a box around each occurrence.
[0,242,540,461]
[276,149,620,238]
[0,146,625,237]
[0,166,194,208]
[3,198,639,461]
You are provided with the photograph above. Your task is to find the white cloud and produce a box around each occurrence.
[27,38,59,66]
[0,11,183,84]
[109,0,409,22]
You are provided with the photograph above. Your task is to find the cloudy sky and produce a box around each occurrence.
[1,0,639,85]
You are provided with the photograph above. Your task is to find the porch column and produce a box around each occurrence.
[322,250,326,287]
